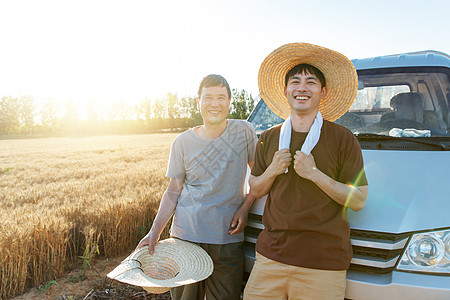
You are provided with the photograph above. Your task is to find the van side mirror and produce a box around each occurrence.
[358,81,365,90]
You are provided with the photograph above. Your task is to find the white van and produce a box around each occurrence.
[244,50,450,299]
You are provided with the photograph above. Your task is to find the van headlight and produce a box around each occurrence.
[397,229,450,274]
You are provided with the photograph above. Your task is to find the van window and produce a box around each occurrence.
[249,69,450,138]
[351,85,410,111]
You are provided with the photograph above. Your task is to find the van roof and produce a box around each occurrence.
[351,50,450,70]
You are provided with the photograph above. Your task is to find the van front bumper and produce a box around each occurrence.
[346,269,450,300]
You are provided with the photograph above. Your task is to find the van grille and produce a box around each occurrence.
[244,213,410,274]
[349,230,410,273]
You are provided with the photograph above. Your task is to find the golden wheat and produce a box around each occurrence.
[0,133,177,299]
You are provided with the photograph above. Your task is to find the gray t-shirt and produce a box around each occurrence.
[166,119,257,244]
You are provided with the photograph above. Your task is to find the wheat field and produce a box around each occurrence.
[0,133,178,299]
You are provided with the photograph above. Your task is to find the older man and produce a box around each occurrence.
[137,74,257,300]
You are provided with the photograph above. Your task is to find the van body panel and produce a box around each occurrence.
[351,51,450,70]
[346,270,450,299]
[348,150,450,233]
[248,150,449,233]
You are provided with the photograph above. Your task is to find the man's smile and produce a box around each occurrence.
[208,109,221,114]
[294,95,310,101]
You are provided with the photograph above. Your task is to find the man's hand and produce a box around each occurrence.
[293,151,317,180]
[294,151,368,211]
[134,178,182,255]
[135,230,160,255]
[267,148,292,176]
[249,149,292,198]
[228,205,249,235]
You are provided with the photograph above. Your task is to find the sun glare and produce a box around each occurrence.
[0,1,205,119]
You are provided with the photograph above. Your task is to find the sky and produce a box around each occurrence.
[0,0,449,111]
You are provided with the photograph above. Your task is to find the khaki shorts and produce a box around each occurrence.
[244,252,346,300]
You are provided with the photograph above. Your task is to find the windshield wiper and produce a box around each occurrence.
[355,133,450,151]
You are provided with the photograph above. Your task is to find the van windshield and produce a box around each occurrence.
[249,68,450,138]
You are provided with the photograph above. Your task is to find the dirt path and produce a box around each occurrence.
[12,254,170,300]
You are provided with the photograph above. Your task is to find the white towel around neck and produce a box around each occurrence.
[279,111,323,173]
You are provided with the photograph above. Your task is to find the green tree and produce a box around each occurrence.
[180,96,202,127]
[163,93,181,129]
[137,98,152,120]
[18,95,35,134]
[40,99,59,133]
[229,89,254,119]
[0,96,20,135]
[152,97,168,130]
[61,99,80,134]
[153,98,164,119]
[164,93,180,120]
[135,98,153,130]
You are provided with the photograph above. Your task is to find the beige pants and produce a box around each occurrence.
[243,252,346,300]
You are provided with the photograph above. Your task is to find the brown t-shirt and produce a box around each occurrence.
[251,120,368,270]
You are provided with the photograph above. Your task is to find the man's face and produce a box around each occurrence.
[198,85,231,125]
[284,71,327,116]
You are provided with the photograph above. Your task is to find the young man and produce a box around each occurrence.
[244,43,369,299]
[137,74,257,300]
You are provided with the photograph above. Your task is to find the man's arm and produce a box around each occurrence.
[294,151,368,211]
[228,162,256,235]
[249,149,292,198]
[136,177,184,254]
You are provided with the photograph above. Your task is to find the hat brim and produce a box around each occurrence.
[258,43,358,121]
[107,238,214,294]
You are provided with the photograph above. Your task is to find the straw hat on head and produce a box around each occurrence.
[258,42,358,121]
[107,238,213,294]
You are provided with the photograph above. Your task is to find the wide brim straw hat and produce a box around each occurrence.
[106,238,213,294]
[258,42,358,121]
